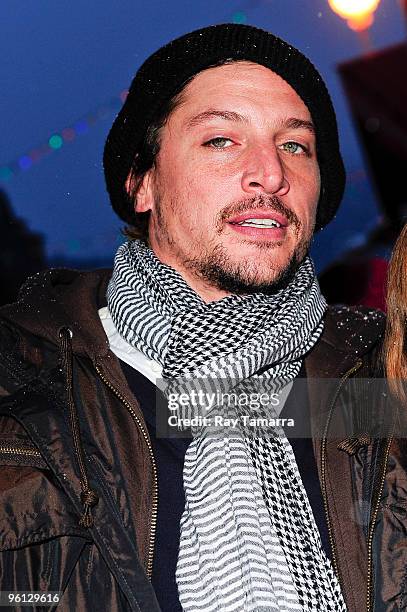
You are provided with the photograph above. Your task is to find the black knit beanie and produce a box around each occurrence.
[104,23,345,230]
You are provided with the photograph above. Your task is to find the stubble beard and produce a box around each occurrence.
[152,193,314,296]
[183,241,308,295]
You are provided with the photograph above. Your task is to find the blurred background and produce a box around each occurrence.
[1,0,406,307]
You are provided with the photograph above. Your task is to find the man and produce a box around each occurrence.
[0,24,396,612]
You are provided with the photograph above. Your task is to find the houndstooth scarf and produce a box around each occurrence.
[107,240,346,612]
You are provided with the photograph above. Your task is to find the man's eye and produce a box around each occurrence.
[204,137,233,149]
[280,141,307,155]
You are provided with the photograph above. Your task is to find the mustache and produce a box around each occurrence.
[217,195,301,231]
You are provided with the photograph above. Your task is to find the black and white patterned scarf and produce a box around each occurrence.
[107,240,346,612]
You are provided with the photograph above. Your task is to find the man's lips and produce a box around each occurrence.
[227,210,289,227]
[226,209,289,240]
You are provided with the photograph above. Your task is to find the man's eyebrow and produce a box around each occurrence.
[284,117,315,134]
[185,110,248,129]
[184,111,315,134]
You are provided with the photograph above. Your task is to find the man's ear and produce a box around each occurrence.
[125,169,155,214]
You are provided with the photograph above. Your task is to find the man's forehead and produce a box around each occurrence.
[170,61,313,127]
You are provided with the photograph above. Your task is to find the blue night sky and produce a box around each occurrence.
[1,0,405,271]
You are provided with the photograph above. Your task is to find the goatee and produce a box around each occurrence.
[183,243,307,296]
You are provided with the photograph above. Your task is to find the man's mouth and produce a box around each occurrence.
[231,218,282,229]
[226,210,289,239]
[227,210,288,226]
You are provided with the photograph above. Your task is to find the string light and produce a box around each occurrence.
[49,135,63,150]
[62,128,75,142]
[74,120,88,134]
[0,167,12,181]
[0,92,124,182]
[232,11,247,24]
[18,156,32,171]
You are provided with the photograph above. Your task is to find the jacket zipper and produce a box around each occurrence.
[365,435,393,612]
[95,365,158,581]
[59,327,99,527]
[320,359,363,588]
[0,445,42,458]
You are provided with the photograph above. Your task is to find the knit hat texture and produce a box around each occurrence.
[104,23,345,230]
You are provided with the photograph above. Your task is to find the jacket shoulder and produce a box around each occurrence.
[0,267,112,361]
[323,304,385,353]
[0,318,54,396]
[305,305,385,379]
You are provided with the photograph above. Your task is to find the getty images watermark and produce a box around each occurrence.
[167,389,294,429]
[154,378,298,438]
[154,377,404,439]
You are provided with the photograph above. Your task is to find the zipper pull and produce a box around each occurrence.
[79,489,99,528]
[337,434,371,456]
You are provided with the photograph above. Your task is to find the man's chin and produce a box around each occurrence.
[185,251,303,296]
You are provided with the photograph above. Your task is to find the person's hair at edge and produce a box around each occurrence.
[124,60,233,242]
[384,222,407,403]
[123,93,181,242]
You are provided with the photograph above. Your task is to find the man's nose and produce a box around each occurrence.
[241,146,290,197]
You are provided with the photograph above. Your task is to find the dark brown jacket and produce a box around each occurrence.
[0,268,401,611]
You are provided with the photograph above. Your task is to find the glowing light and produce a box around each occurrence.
[62,128,76,142]
[74,120,88,134]
[0,167,13,181]
[328,0,380,17]
[328,0,381,30]
[30,149,43,162]
[18,155,33,170]
[49,134,63,149]
[1,87,135,181]
[232,11,247,24]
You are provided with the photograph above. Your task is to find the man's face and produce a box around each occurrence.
[135,61,320,301]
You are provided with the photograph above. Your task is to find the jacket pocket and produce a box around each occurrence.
[0,451,91,546]
[0,435,92,605]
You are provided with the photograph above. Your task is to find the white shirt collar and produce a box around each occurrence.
[98,306,163,386]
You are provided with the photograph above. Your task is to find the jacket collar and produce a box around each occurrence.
[0,268,112,360]
[0,268,385,368]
